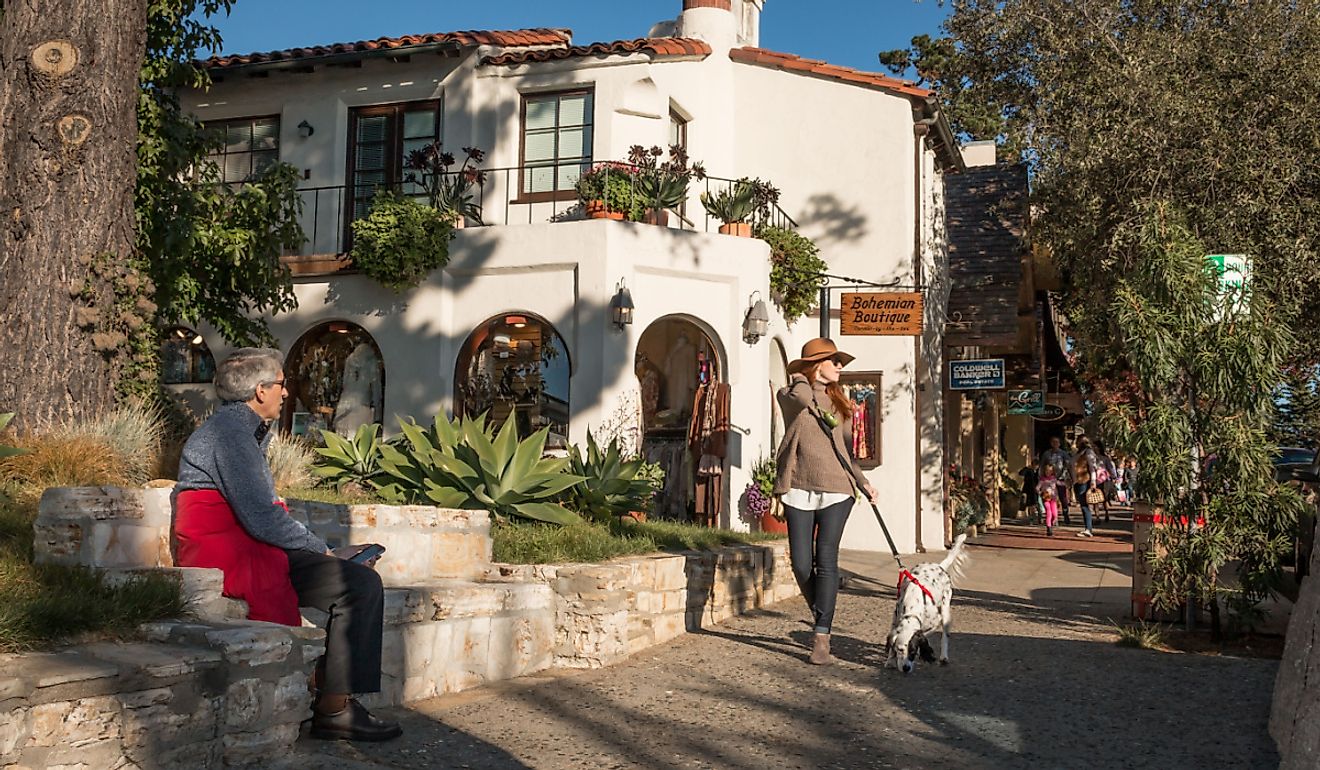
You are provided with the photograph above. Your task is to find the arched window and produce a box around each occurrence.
[455,313,570,447]
[160,326,216,384]
[282,322,385,437]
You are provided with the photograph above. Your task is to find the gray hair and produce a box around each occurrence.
[215,347,285,402]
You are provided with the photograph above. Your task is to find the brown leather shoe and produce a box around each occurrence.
[310,699,403,742]
[809,633,832,665]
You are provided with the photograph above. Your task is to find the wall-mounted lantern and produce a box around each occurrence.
[610,280,634,330]
[297,120,315,138]
[742,291,769,343]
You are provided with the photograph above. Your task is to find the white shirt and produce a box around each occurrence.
[781,488,852,511]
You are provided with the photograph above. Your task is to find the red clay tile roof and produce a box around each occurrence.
[729,47,932,100]
[482,37,711,66]
[203,28,572,70]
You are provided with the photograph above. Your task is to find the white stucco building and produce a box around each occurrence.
[174,0,963,552]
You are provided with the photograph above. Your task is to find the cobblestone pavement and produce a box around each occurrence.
[288,544,1280,770]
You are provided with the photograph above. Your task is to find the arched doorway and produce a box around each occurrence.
[636,316,726,525]
[769,337,789,450]
[454,313,571,447]
[282,321,385,437]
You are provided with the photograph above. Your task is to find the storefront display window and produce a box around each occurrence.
[160,326,215,384]
[282,322,385,438]
[455,314,570,447]
[840,371,882,468]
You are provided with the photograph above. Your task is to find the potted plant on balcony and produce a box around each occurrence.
[628,144,705,226]
[700,178,757,237]
[574,162,641,221]
[350,191,455,292]
[405,142,487,227]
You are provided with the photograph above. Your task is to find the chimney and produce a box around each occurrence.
[678,0,737,52]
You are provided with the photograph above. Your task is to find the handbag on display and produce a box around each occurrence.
[1085,487,1105,505]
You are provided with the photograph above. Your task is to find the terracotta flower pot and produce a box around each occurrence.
[760,509,788,534]
[624,510,648,523]
[718,222,752,237]
[584,200,624,220]
[642,209,669,226]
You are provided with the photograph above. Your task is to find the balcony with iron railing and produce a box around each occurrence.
[282,162,798,275]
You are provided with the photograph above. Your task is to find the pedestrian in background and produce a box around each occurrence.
[1019,464,1041,523]
[1072,436,1100,537]
[1095,440,1119,523]
[775,338,878,666]
[1040,436,1074,525]
[1037,464,1060,536]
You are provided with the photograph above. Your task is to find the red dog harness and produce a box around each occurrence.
[897,568,937,605]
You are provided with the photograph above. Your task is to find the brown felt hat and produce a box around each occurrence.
[787,338,854,375]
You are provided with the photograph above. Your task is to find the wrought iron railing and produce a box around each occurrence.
[286,162,799,258]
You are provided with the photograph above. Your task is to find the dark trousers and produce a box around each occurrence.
[285,550,385,695]
[1074,483,1094,532]
[785,498,854,634]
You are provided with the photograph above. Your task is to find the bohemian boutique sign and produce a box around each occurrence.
[949,359,1006,390]
[839,292,923,336]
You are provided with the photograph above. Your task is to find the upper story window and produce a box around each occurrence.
[349,100,442,219]
[520,90,593,199]
[206,116,280,184]
[669,108,688,152]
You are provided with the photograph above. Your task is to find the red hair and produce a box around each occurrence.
[803,361,854,420]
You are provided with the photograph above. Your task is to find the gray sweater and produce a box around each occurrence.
[175,402,328,553]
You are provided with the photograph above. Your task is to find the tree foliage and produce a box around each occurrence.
[1098,205,1307,626]
[138,0,303,346]
[882,0,1320,368]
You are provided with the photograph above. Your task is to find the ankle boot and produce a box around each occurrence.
[810,633,832,665]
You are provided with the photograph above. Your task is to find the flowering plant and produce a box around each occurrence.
[948,464,990,530]
[404,142,487,224]
[744,482,772,519]
[574,162,643,221]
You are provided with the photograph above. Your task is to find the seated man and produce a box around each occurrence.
[172,347,401,742]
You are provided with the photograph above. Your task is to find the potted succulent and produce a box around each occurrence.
[628,144,705,226]
[700,178,757,237]
[404,142,487,227]
[574,162,641,221]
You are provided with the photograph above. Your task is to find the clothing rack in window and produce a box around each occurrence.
[840,372,882,468]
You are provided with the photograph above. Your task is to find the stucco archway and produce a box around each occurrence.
[454,312,571,447]
[281,321,385,438]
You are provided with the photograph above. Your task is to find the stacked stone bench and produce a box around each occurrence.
[8,485,795,767]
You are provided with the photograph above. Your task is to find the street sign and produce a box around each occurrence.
[1206,254,1250,295]
[839,292,924,336]
[1030,404,1067,421]
[949,359,1005,390]
[1007,390,1046,415]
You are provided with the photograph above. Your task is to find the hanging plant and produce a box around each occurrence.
[755,224,827,323]
[349,191,455,292]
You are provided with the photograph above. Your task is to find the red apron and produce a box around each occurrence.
[173,489,301,626]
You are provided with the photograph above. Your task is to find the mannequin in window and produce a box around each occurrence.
[663,330,697,416]
[334,342,382,435]
[636,353,663,429]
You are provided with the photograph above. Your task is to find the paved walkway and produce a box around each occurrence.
[289,543,1279,770]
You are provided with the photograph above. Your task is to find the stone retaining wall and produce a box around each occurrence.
[8,487,795,767]
[0,621,324,768]
[489,541,797,669]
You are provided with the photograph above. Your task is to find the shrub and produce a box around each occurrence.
[757,225,827,322]
[562,435,655,522]
[0,414,27,459]
[267,433,315,490]
[310,424,384,491]
[349,192,455,291]
[376,412,586,525]
[59,399,166,485]
[0,436,133,496]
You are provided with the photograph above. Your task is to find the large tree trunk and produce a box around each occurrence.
[0,0,147,429]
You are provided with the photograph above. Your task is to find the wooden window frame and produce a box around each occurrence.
[204,114,281,186]
[840,371,883,468]
[344,99,443,235]
[516,88,594,204]
[669,107,688,152]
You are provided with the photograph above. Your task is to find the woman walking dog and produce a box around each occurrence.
[774,338,877,665]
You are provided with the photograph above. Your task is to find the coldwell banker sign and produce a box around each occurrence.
[840,292,924,336]
[949,359,1006,390]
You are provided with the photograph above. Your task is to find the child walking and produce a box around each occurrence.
[1037,465,1060,536]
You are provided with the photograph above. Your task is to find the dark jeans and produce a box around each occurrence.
[1074,483,1094,532]
[285,549,385,695]
[785,498,854,635]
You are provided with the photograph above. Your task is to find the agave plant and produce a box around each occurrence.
[311,424,386,491]
[0,413,28,458]
[700,180,757,225]
[377,412,585,525]
[562,434,655,522]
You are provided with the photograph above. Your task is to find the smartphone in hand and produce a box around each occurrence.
[333,543,386,566]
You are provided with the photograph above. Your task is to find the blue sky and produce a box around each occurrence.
[205,0,949,77]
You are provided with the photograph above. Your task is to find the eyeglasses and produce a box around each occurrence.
[263,379,287,391]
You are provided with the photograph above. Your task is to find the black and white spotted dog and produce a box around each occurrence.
[884,534,969,673]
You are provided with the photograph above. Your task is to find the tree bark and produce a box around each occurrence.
[0,0,147,429]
